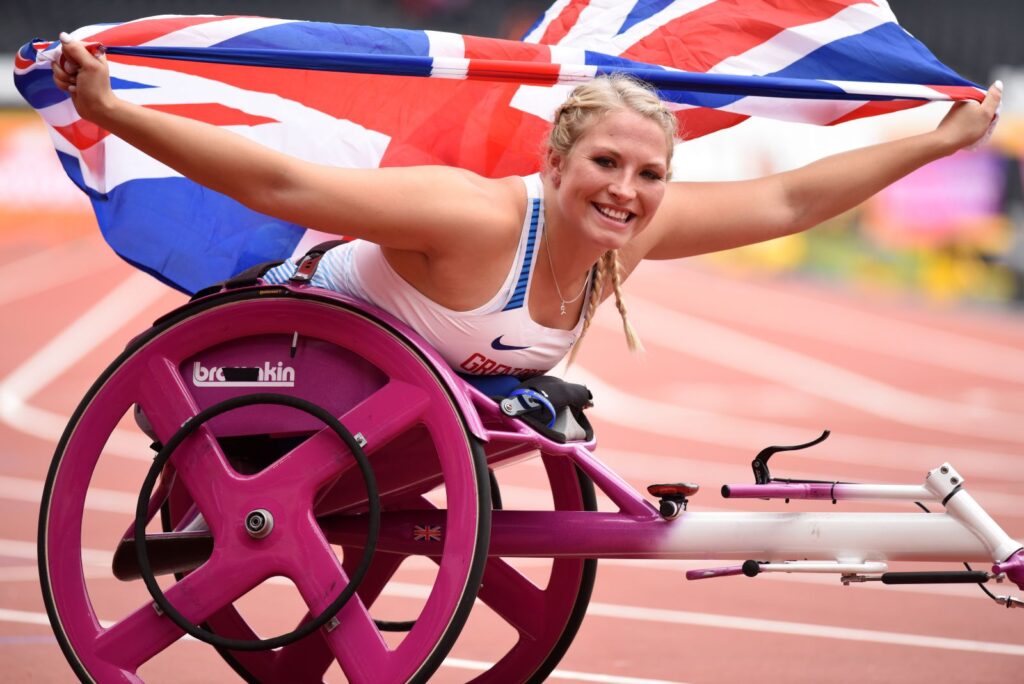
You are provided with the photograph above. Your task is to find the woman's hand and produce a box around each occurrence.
[51,33,116,122]
[934,81,1002,154]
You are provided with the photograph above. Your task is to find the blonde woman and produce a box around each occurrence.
[53,35,1001,380]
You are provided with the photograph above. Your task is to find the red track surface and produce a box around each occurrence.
[1,224,1023,682]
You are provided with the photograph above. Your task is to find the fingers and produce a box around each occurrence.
[52,61,76,93]
[58,32,105,73]
[985,80,1004,115]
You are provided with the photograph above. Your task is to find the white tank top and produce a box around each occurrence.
[263,174,590,377]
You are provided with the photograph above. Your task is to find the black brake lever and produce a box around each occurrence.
[752,430,830,484]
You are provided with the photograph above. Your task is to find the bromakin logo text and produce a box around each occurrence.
[192,361,296,387]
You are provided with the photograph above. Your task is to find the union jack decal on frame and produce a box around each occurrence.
[413,525,443,542]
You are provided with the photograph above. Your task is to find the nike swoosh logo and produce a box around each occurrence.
[491,335,531,351]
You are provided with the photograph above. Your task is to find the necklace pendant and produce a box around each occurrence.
[560,302,567,316]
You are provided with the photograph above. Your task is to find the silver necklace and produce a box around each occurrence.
[543,226,590,316]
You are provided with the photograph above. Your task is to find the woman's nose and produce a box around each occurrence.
[608,178,637,201]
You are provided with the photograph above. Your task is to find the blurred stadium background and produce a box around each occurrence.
[3,0,1024,308]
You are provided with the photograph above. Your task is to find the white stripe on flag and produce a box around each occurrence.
[711,2,893,76]
[425,30,466,59]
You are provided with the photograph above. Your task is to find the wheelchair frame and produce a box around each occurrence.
[37,283,1023,683]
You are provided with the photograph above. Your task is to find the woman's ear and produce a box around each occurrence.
[546,149,564,188]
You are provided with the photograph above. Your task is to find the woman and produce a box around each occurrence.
[53,34,1002,379]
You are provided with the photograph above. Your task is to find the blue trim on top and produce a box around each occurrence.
[502,198,540,311]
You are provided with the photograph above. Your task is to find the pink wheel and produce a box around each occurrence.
[39,288,490,683]
[463,455,597,683]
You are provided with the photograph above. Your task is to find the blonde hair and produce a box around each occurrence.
[548,74,678,173]
[567,250,644,366]
[551,75,675,364]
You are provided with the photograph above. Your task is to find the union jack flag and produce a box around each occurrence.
[13,2,980,294]
[412,524,443,542]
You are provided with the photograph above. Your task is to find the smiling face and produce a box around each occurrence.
[547,108,670,251]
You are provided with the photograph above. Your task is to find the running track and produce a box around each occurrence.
[1,227,1023,682]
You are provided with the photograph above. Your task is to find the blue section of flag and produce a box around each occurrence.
[91,177,306,294]
[216,22,432,57]
[110,76,156,90]
[618,0,676,35]
[769,23,973,86]
[15,67,68,109]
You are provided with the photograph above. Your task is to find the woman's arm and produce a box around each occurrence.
[640,83,1002,260]
[53,37,519,255]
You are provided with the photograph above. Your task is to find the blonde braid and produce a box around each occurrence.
[566,250,642,365]
[609,250,644,353]
[565,251,609,367]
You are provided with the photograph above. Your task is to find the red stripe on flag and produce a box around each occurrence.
[538,0,591,45]
[83,16,242,46]
[930,84,985,103]
[463,35,551,62]
[674,109,749,141]
[144,103,278,126]
[620,0,863,71]
[827,99,923,126]
[53,120,109,150]
[14,53,34,70]
[466,59,560,85]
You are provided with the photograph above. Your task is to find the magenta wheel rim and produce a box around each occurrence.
[467,455,597,683]
[39,290,490,683]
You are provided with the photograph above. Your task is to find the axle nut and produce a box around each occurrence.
[245,508,274,539]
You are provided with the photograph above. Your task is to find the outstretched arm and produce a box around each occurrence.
[640,83,1002,260]
[52,36,519,255]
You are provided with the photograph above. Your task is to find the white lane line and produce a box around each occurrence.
[441,657,687,684]
[375,582,1024,656]
[584,601,1024,656]
[0,608,52,627]
[571,367,1024,482]
[653,264,1024,382]
[597,297,1024,442]
[0,475,140,515]
[0,236,112,306]
[0,271,168,448]
[0,607,684,683]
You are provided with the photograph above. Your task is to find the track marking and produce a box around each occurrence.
[594,297,1024,442]
[0,607,685,683]
[441,657,687,683]
[641,264,1024,382]
[0,271,167,448]
[0,475,139,515]
[581,601,1024,657]
[572,367,1024,481]
[0,235,112,306]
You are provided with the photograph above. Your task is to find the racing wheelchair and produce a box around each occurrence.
[38,271,1024,683]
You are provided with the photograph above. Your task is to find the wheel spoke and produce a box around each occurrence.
[93,556,255,671]
[286,523,392,682]
[476,558,546,640]
[269,552,407,681]
[137,355,236,515]
[259,379,430,498]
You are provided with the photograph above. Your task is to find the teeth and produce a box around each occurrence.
[596,205,630,222]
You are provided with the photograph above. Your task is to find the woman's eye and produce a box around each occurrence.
[641,170,664,181]
[594,156,614,167]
